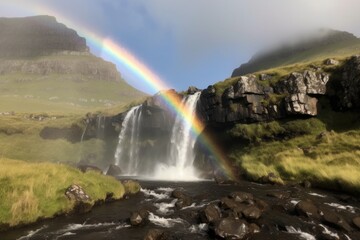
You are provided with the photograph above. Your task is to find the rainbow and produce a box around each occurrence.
[9,2,236,180]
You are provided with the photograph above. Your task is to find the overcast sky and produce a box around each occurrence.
[1,0,360,94]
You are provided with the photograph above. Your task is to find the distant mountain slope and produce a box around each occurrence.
[232,29,360,77]
[0,16,147,113]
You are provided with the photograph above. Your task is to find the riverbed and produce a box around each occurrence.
[2,180,360,240]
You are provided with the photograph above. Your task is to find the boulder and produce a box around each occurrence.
[106,164,122,176]
[321,209,351,232]
[234,75,264,97]
[65,184,91,202]
[303,70,329,95]
[130,209,149,226]
[285,93,318,116]
[172,189,193,209]
[144,229,166,240]
[352,216,360,230]
[214,217,249,240]
[295,200,320,219]
[229,192,254,203]
[242,206,262,220]
[200,203,222,223]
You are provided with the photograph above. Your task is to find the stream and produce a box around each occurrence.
[2,179,360,240]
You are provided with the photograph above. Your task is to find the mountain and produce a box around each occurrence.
[232,29,360,76]
[0,16,146,113]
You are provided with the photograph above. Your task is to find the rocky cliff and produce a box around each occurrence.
[0,15,88,58]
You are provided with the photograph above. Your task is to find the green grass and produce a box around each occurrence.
[0,158,127,227]
[0,54,147,113]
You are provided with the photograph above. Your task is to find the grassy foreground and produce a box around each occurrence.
[0,158,139,228]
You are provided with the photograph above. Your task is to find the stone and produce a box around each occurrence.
[259,73,272,81]
[320,210,351,232]
[106,164,122,176]
[234,75,264,97]
[324,58,339,65]
[285,93,318,116]
[295,200,320,219]
[242,206,262,220]
[214,217,249,240]
[339,55,360,109]
[187,86,200,94]
[200,203,222,223]
[229,192,254,203]
[249,223,261,234]
[302,180,312,188]
[144,229,166,240]
[352,216,360,230]
[221,197,239,210]
[172,189,193,209]
[65,184,91,202]
[130,209,149,226]
[303,70,329,95]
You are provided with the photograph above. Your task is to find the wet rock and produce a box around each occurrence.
[302,180,312,188]
[320,209,351,232]
[144,229,168,240]
[242,206,262,220]
[77,164,103,174]
[130,209,149,226]
[172,189,192,209]
[65,184,91,202]
[73,201,93,214]
[254,199,269,211]
[221,197,238,210]
[200,203,222,223]
[295,200,320,219]
[106,164,122,176]
[214,217,249,240]
[266,191,290,199]
[324,58,339,65]
[229,192,254,203]
[249,223,261,234]
[352,216,360,229]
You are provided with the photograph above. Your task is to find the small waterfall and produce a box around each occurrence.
[114,106,143,175]
[96,115,105,139]
[153,92,201,180]
[114,92,201,180]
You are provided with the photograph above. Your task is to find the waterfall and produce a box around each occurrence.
[153,92,201,180]
[114,106,143,175]
[114,92,201,180]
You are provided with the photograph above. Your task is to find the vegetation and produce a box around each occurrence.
[228,98,360,194]
[0,158,126,227]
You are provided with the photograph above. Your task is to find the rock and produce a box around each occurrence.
[339,55,360,109]
[221,197,239,210]
[187,86,200,95]
[65,184,91,202]
[106,164,122,176]
[144,229,166,240]
[249,223,261,234]
[172,189,192,209]
[200,203,222,223]
[73,201,93,214]
[324,58,339,65]
[302,180,312,188]
[285,93,318,116]
[214,217,249,240]
[254,199,269,211]
[77,164,103,174]
[130,209,149,226]
[352,216,360,229]
[303,70,329,95]
[234,75,264,97]
[281,72,307,94]
[229,192,254,203]
[259,73,272,81]
[295,200,320,219]
[242,206,262,220]
[320,209,351,232]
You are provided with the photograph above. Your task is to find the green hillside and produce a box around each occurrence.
[232,29,360,76]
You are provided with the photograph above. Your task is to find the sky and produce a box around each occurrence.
[1,0,360,94]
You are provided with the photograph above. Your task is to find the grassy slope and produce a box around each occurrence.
[0,55,147,114]
[234,37,360,75]
[0,158,125,227]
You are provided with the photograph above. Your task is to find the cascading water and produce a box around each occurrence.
[114,92,201,180]
[153,92,201,180]
[114,106,143,175]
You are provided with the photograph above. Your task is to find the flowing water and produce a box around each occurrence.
[3,180,360,240]
[114,93,201,180]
